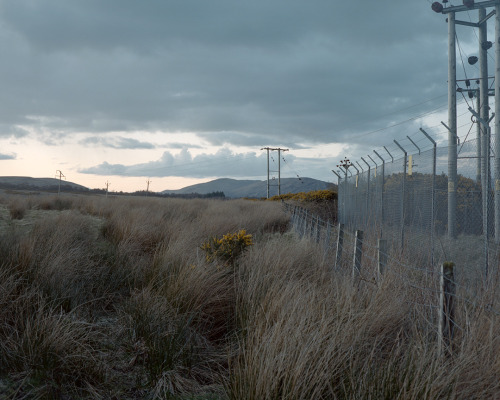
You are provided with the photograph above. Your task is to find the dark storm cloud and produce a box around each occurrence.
[0,0,457,150]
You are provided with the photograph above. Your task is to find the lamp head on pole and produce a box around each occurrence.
[468,56,478,65]
[431,2,443,12]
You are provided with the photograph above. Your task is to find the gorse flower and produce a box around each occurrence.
[268,189,337,202]
[201,229,253,267]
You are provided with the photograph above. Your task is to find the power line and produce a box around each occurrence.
[350,97,467,139]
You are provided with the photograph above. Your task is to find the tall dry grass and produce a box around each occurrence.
[0,193,498,399]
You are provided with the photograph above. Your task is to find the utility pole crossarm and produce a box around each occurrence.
[438,0,497,14]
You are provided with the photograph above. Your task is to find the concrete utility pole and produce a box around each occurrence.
[479,7,492,238]
[55,170,65,195]
[432,0,497,239]
[261,147,289,198]
[448,10,458,239]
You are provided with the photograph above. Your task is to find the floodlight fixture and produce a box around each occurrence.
[468,56,478,65]
[431,2,443,12]
[482,41,493,51]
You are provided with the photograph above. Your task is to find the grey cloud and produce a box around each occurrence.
[164,142,204,149]
[81,148,274,179]
[79,147,339,183]
[81,136,155,149]
[0,153,16,160]
[0,1,478,154]
[0,125,30,139]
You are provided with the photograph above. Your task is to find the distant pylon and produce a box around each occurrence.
[261,147,289,198]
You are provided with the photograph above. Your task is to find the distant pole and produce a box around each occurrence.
[105,180,110,198]
[261,147,289,198]
[278,149,282,196]
[55,170,65,195]
[266,148,270,198]
[146,179,152,196]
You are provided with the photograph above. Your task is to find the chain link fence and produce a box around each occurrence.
[338,135,499,283]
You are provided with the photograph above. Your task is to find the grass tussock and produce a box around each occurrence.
[0,193,499,399]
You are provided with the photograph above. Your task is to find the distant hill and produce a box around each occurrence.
[162,177,335,198]
[0,176,89,192]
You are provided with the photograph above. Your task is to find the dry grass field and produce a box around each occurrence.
[0,193,499,399]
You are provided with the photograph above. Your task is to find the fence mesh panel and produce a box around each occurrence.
[338,135,499,281]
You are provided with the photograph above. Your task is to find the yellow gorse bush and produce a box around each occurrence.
[201,229,253,267]
[268,189,337,202]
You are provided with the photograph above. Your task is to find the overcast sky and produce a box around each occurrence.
[0,0,493,191]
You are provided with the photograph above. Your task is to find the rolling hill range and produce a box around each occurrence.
[0,176,335,198]
[162,177,335,198]
[0,176,88,192]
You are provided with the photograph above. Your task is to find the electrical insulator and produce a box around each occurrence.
[463,0,474,8]
[432,2,443,12]
[468,91,474,99]
[482,41,493,50]
[468,56,478,65]
[465,79,470,87]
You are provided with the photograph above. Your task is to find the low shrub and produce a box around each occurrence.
[201,229,253,267]
[268,189,337,202]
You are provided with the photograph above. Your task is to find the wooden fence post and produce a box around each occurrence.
[377,239,387,278]
[334,223,344,270]
[324,220,332,259]
[438,261,456,357]
[352,230,363,279]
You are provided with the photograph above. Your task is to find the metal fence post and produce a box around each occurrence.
[352,230,364,280]
[374,150,385,233]
[310,214,316,239]
[324,220,332,254]
[377,238,387,278]
[303,209,309,238]
[335,223,344,270]
[394,140,407,249]
[332,170,342,224]
[420,128,437,266]
[469,107,495,279]
[361,157,371,226]
[315,216,321,243]
[368,154,379,227]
